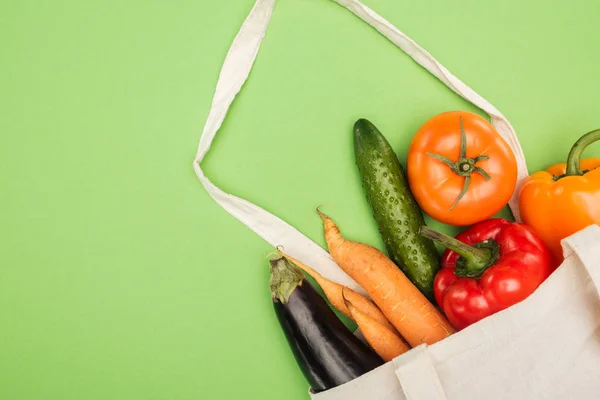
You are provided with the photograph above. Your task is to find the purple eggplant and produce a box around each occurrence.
[270,256,383,393]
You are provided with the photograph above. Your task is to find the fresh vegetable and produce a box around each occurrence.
[407,111,518,226]
[354,118,440,301]
[280,252,398,333]
[420,219,555,330]
[270,256,383,392]
[318,211,455,347]
[342,289,410,362]
[519,129,600,261]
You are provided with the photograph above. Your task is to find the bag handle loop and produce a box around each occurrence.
[192,0,364,294]
[393,345,447,400]
[193,0,529,293]
[561,225,600,296]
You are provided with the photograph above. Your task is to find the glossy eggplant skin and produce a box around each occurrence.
[273,280,384,393]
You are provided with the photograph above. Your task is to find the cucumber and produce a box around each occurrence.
[354,118,439,302]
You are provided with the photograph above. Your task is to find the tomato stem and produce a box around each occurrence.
[425,116,492,210]
[449,176,471,211]
[458,116,468,159]
[565,129,600,176]
[419,226,499,278]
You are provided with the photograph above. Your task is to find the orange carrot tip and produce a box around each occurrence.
[343,288,410,362]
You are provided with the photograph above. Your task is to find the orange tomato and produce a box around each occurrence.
[407,111,518,226]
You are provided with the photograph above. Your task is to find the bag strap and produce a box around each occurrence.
[331,0,528,219]
[193,0,529,289]
[561,224,600,296]
[393,345,447,400]
[192,0,364,293]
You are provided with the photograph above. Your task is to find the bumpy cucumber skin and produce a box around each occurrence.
[354,119,439,302]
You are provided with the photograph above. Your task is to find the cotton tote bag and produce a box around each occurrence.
[192,1,600,399]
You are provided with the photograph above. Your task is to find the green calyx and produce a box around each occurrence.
[419,226,499,279]
[269,256,304,304]
[564,129,600,177]
[453,239,500,278]
[426,116,491,210]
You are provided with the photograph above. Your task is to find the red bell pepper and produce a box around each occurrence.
[420,218,556,330]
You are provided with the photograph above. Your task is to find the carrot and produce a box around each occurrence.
[280,252,399,334]
[343,288,410,362]
[318,210,455,347]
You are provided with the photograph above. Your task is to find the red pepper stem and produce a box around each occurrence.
[420,226,487,263]
[419,226,498,278]
[565,129,600,176]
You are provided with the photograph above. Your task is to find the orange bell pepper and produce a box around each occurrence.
[519,129,600,261]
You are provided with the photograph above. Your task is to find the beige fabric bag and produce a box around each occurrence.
[193,1,600,398]
[310,226,600,400]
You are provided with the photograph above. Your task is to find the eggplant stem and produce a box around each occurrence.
[270,257,304,304]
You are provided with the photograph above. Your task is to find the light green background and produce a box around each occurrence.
[2,0,599,399]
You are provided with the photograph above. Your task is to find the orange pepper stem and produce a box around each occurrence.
[419,226,500,278]
[565,129,600,176]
